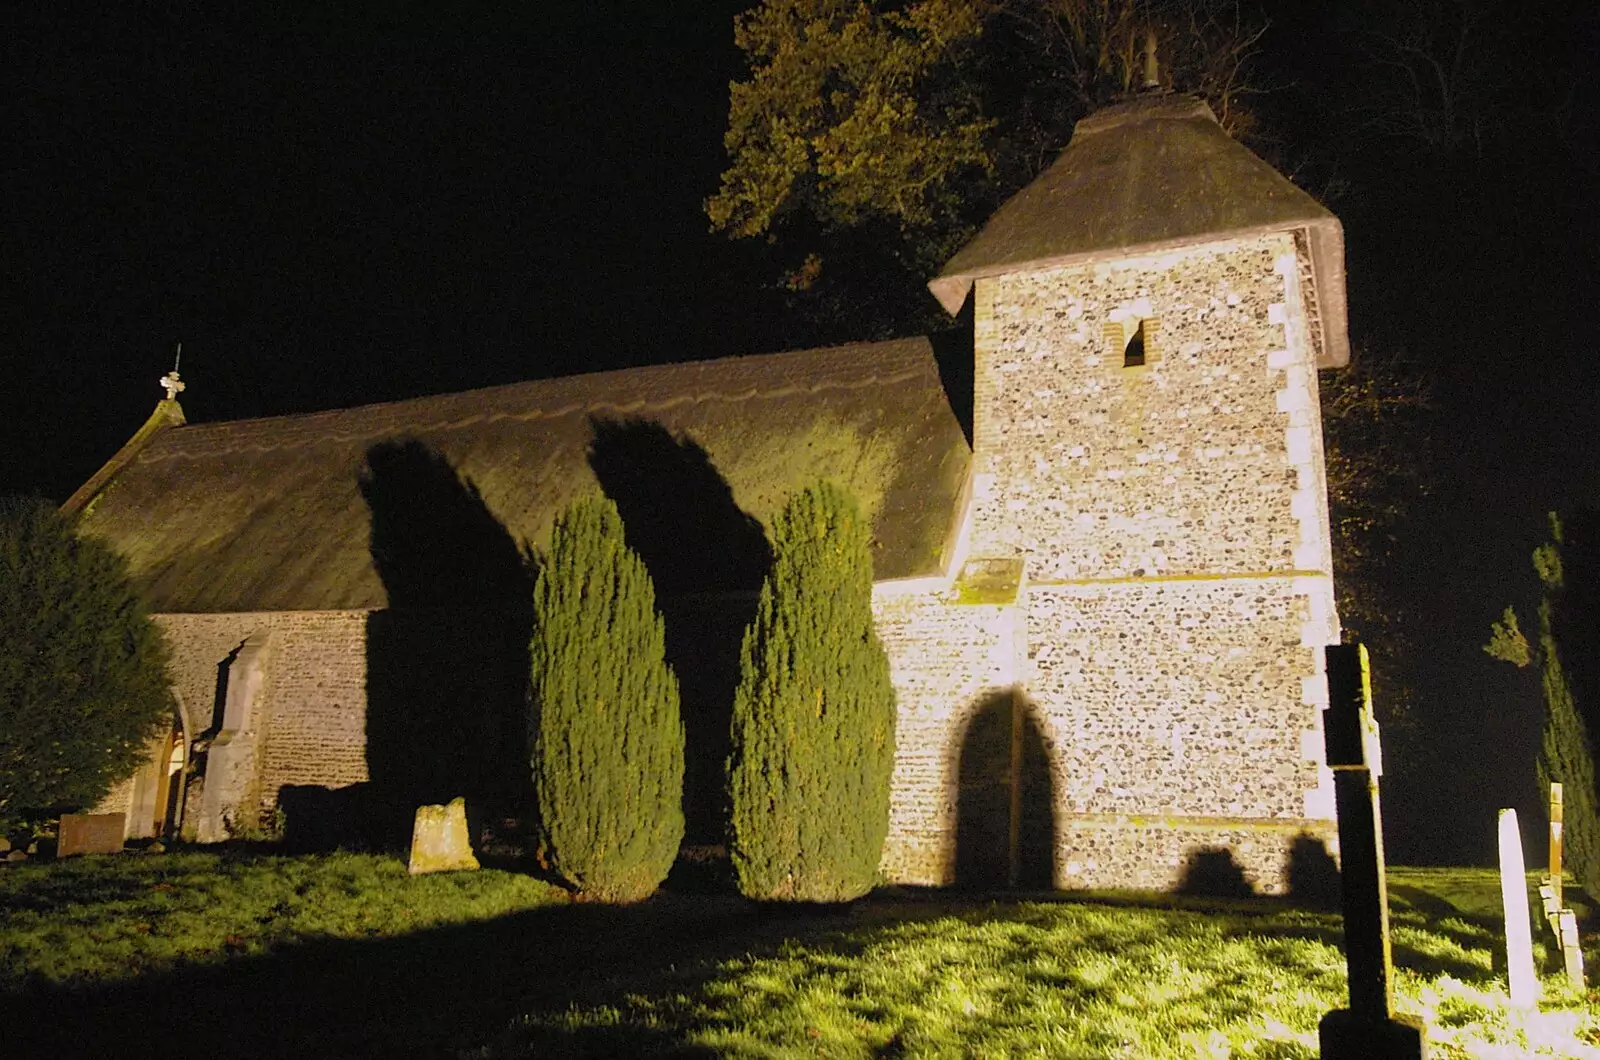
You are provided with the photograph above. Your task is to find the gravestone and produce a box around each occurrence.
[408,797,479,875]
[57,814,126,857]
[1497,809,1538,1007]
[1318,643,1427,1059]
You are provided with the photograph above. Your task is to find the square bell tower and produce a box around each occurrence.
[928,94,1350,892]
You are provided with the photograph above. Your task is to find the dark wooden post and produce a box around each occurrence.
[1550,783,1564,913]
[1318,643,1427,1059]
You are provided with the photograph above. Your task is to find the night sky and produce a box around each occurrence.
[5,2,778,502]
[6,3,1599,863]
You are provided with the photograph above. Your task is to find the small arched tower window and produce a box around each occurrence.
[1103,314,1160,369]
[1124,320,1147,368]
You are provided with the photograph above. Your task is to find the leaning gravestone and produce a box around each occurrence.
[408,797,480,875]
[57,814,126,857]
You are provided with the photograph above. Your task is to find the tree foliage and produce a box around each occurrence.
[708,0,1270,293]
[528,494,684,903]
[1319,343,1432,725]
[0,497,174,833]
[1485,513,1600,900]
[728,481,897,902]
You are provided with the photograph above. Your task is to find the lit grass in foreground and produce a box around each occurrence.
[0,848,565,989]
[483,871,1600,1059]
[4,854,1600,1057]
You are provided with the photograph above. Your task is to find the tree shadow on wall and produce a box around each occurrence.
[1285,832,1343,909]
[1177,847,1256,899]
[955,689,1056,890]
[343,439,537,849]
[587,418,773,846]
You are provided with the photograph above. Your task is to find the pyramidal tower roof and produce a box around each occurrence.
[930,94,1349,367]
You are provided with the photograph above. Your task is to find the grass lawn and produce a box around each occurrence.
[3,852,1599,1058]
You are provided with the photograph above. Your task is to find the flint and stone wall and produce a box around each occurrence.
[96,611,370,840]
[871,233,1340,893]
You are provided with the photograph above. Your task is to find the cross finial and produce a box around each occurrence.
[160,343,186,401]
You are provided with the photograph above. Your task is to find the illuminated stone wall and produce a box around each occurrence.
[938,233,1336,892]
[97,611,371,840]
[872,589,1022,884]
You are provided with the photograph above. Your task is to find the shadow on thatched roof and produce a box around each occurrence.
[931,94,1348,368]
[74,338,970,613]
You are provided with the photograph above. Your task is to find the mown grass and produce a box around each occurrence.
[3,854,1599,1058]
[0,848,566,989]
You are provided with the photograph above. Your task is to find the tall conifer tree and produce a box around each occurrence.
[728,481,896,902]
[529,494,684,902]
[1487,512,1600,900]
[0,497,174,834]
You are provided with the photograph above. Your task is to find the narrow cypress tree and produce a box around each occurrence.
[728,481,896,902]
[1534,514,1600,900]
[1487,512,1600,900]
[529,494,684,902]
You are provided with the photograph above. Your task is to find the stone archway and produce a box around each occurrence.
[125,705,189,840]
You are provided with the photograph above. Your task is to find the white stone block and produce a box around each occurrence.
[1302,675,1329,706]
[1290,490,1318,522]
[1284,426,1312,464]
[1303,785,1336,820]
[1300,618,1334,646]
[1266,348,1295,369]
[1300,728,1324,760]
[1275,388,1308,412]
[1293,543,1324,569]
[1268,303,1287,324]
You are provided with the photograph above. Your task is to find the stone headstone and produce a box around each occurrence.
[408,797,479,875]
[1498,809,1539,1008]
[58,814,126,857]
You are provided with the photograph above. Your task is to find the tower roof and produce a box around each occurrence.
[930,94,1348,367]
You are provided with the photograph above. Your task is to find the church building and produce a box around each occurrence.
[72,93,1349,892]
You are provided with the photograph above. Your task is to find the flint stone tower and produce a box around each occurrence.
[876,93,1349,892]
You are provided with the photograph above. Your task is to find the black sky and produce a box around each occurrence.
[5,3,1599,863]
[4,2,778,502]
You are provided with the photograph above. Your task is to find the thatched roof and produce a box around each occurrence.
[930,94,1349,368]
[71,339,970,613]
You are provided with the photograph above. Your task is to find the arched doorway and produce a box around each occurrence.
[126,707,189,840]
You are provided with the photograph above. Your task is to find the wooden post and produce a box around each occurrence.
[1498,809,1539,1008]
[1549,783,1564,913]
[1536,783,1586,989]
[1318,643,1427,1059]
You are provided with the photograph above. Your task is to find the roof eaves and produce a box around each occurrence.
[61,399,187,517]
